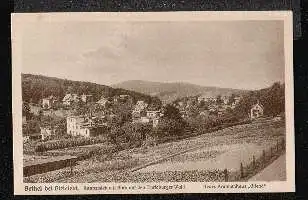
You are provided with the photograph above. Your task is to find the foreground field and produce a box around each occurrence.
[24,118,285,183]
[137,143,267,172]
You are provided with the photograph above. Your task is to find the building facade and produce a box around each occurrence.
[42,96,57,109]
[66,115,106,137]
[250,101,264,119]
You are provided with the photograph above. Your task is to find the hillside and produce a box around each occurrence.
[232,82,285,118]
[22,74,161,106]
[112,80,245,103]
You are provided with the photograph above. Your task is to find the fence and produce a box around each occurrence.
[223,137,286,181]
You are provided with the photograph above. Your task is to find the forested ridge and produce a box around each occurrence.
[22,74,161,105]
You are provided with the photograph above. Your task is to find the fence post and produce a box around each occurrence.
[262,150,266,164]
[281,138,285,150]
[270,147,273,157]
[70,160,73,176]
[252,155,256,169]
[224,168,228,182]
[276,140,279,152]
[240,162,244,179]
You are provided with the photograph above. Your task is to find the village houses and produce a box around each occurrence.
[134,110,161,128]
[198,95,216,104]
[23,126,57,142]
[131,100,162,127]
[114,94,132,103]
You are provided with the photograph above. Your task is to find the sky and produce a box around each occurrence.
[21,20,285,90]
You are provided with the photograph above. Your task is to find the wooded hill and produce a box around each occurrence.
[232,82,285,119]
[22,74,161,106]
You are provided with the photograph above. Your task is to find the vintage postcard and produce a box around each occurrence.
[12,11,294,195]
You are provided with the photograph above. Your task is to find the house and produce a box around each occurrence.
[40,126,57,141]
[81,94,93,103]
[132,109,162,127]
[62,94,79,106]
[119,94,131,101]
[250,101,264,119]
[134,100,148,111]
[180,110,188,118]
[42,96,58,109]
[208,104,218,112]
[133,116,160,128]
[96,97,110,107]
[152,118,159,127]
[146,110,160,119]
[140,116,150,123]
[113,94,133,103]
[198,95,217,103]
[200,110,210,117]
[66,115,106,137]
[222,96,229,105]
[234,96,242,104]
[132,110,141,118]
[178,101,184,107]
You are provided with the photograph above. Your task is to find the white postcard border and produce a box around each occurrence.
[11,11,294,195]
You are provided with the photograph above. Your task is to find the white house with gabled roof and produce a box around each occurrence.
[250,100,264,119]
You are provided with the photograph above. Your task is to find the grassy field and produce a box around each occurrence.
[24,118,285,183]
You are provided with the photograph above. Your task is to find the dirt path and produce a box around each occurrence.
[248,153,286,181]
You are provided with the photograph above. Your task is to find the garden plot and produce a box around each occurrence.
[122,120,284,166]
[136,142,271,173]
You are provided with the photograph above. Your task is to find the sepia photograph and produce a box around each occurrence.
[12,12,294,194]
